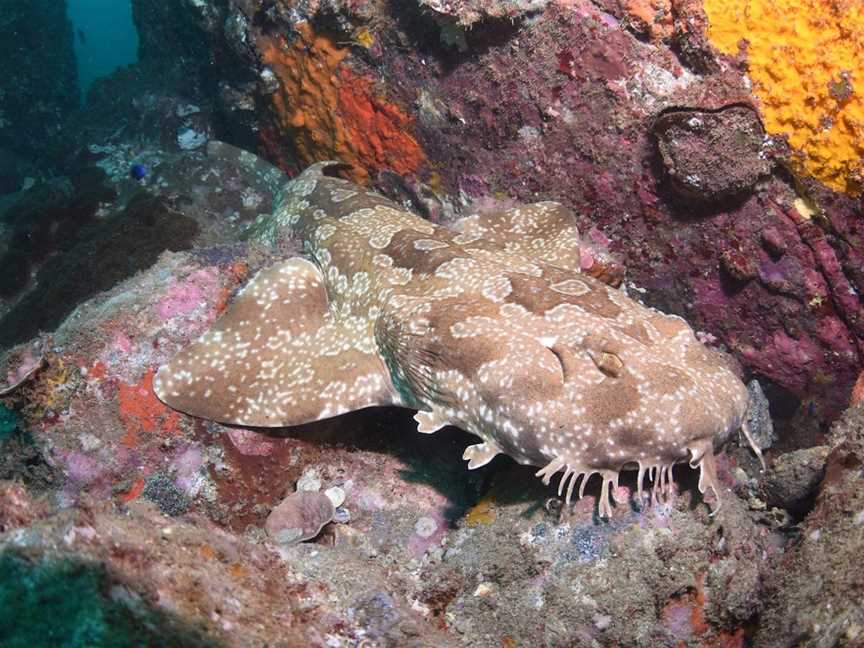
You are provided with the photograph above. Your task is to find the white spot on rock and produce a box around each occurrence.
[414,516,438,538]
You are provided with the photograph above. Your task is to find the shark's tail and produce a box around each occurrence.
[206,140,288,197]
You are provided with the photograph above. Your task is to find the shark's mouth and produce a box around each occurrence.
[535,453,684,519]
[533,423,764,518]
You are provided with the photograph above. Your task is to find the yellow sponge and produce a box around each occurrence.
[704,0,864,195]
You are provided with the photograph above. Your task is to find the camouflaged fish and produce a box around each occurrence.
[154,142,762,517]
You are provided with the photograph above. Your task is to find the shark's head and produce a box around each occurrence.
[379,274,750,514]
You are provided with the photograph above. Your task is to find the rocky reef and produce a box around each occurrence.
[0,0,862,645]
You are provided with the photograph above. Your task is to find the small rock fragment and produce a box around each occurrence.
[177,126,207,150]
[296,468,322,492]
[720,249,758,282]
[760,227,786,258]
[324,486,345,508]
[594,614,612,630]
[265,490,335,545]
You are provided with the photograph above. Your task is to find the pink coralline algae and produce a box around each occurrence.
[154,268,221,320]
[739,331,824,395]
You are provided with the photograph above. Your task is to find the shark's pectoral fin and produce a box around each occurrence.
[463,440,501,469]
[455,202,583,273]
[154,258,397,427]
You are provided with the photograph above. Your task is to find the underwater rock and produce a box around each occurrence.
[0,167,119,299]
[760,446,828,516]
[0,482,450,647]
[0,482,50,532]
[0,177,77,297]
[755,403,864,646]
[653,104,771,202]
[418,464,776,646]
[0,429,57,494]
[0,147,32,195]
[131,0,225,96]
[745,379,776,451]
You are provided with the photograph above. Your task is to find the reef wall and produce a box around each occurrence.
[127,0,863,427]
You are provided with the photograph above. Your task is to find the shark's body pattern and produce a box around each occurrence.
[154,142,754,517]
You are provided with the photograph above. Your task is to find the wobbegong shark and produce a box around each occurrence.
[154,141,762,517]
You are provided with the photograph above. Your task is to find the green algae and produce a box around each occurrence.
[0,553,139,648]
[0,551,221,648]
[0,404,17,440]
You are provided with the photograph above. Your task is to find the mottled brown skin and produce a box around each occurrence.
[155,144,751,517]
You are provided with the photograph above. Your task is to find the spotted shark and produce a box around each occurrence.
[154,141,762,517]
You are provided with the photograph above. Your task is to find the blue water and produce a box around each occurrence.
[67,0,138,94]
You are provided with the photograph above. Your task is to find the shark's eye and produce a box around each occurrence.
[587,349,624,378]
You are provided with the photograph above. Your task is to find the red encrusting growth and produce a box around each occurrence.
[337,68,426,178]
[257,23,424,184]
[118,369,181,447]
[121,477,146,503]
[661,573,749,647]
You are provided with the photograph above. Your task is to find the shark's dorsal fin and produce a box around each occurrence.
[153,258,397,427]
[454,202,583,273]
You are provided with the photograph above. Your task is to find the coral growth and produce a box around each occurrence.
[704,0,864,194]
[258,23,424,183]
